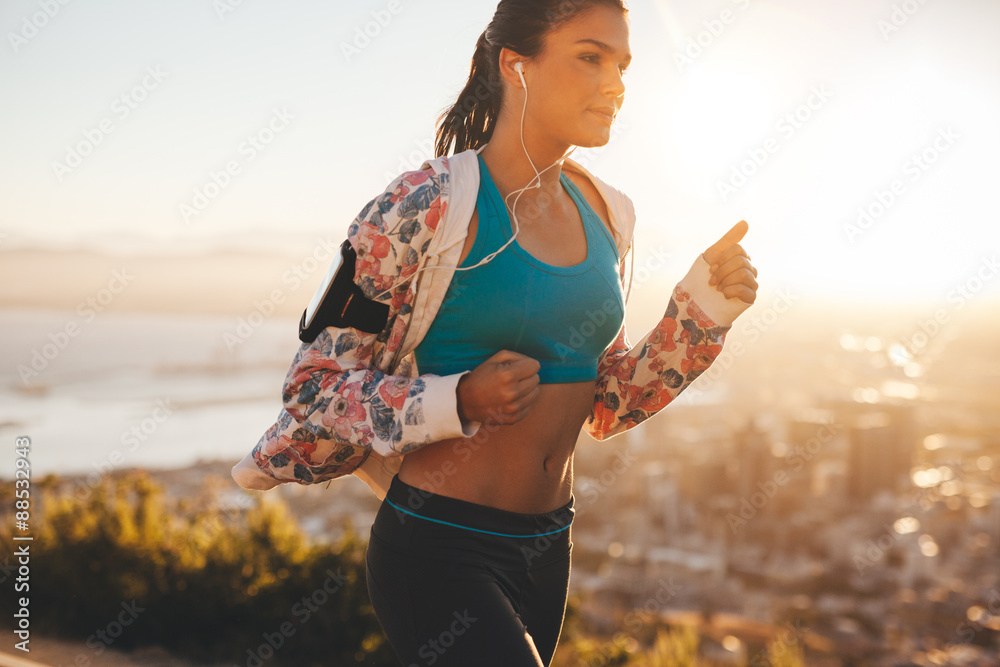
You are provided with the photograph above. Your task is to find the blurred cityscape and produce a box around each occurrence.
[576,299,1000,665]
[4,294,999,665]
[91,297,995,666]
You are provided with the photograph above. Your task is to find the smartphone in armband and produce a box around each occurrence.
[298,239,390,343]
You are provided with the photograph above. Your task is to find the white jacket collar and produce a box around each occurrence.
[400,143,636,361]
[420,143,635,259]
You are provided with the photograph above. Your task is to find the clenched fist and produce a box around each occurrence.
[456,350,541,426]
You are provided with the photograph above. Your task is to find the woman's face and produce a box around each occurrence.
[515,4,631,149]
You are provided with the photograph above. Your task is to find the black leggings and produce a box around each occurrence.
[366,474,575,667]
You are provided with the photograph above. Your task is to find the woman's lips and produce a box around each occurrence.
[590,109,614,123]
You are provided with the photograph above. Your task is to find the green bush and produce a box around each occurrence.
[1,471,811,667]
[0,470,395,666]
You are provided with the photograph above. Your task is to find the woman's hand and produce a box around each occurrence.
[456,350,541,426]
[703,219,758,306]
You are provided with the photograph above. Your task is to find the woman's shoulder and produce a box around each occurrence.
[563,158,636,255]
[563,159,634,209]
[351,159,449,233]
[564,169,614,232]
[346,159,452,297]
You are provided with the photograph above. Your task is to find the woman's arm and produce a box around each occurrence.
[246,167,481,486]
[584,223,756,440]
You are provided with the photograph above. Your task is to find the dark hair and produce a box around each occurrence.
[434,0,629,158]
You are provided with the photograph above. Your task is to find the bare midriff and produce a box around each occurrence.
[397,380,597,514]
[398,168,615,515]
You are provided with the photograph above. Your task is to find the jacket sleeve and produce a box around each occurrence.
[583,249,752,440]
[241,167,482,488]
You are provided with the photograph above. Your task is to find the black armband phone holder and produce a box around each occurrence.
[298,239,390,343]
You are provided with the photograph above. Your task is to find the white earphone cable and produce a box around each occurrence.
[369,62,574,301]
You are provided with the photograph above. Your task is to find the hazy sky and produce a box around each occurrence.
[1,0,998,306]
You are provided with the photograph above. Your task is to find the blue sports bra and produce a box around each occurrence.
[412,154,625,384]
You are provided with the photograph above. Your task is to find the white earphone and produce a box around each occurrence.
[459,59,574,273]
[369,58,575,301]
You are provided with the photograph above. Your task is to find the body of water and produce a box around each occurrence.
[1,308,301,480]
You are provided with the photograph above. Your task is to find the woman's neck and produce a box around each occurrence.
[478,130,574,206]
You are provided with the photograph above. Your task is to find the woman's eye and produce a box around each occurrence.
[582,54,629,75]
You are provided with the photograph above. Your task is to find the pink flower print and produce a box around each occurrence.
[356,232,391,279]
[379,376,410,410]
[322,381,368,442]
[652,316,678,352]
[681,343,722,375]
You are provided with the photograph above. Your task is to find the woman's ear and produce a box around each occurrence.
[498,47,528,89]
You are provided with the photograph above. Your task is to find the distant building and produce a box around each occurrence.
[641,461,681,534]
[990,494,1000,557]
[787,415,835,497]
[735,417,771,505]
[846,406,916,504]
[684,452,727,507]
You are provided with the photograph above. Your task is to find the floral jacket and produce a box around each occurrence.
[232,144,752,499]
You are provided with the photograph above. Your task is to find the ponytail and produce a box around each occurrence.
[434,30,503,158]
